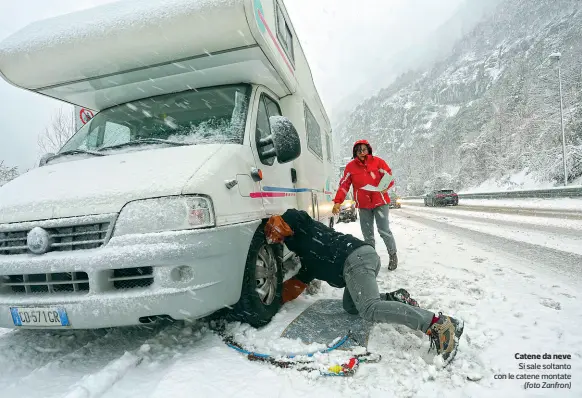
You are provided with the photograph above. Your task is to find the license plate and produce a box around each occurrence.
[10,307,69,327]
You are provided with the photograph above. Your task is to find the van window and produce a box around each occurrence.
[304,104,322,160]
[255,94,282,166]
[78,121,131,150]
[325,133,333,162]
[103,122,131,147]
[59,84,251,154]
[276,3,294,63]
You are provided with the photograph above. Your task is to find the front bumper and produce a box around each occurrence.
[0,220,260,329]
[437,198,458,205]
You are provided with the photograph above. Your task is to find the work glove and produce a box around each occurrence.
[282,278,307,303]
[265,215,294,244]
[332,203,341,215]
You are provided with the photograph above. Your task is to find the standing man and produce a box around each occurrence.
[332,140,398,270]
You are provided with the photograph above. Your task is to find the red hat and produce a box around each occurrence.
[352,139,373,158]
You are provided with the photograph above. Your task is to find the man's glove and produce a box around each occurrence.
[265,215,294,244]
[332,203,341,215]
[282,278,307,303]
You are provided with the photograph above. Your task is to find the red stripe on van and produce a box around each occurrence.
[250,192,296,198]
[257,10,294,75]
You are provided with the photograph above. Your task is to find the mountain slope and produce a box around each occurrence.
[337,0,582,194]
[331,0,503,132]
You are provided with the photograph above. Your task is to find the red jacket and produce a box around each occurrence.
[334,154,395,209]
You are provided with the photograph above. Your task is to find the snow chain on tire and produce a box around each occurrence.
[210,321,381,377]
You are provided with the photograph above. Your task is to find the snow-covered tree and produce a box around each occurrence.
[0,161,18,186]
[38,107,76,155]
[336,0,582,193]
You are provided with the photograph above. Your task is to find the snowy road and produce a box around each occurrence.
[398,203,582,284]
[405,201,582,221]
[1,205,581,397]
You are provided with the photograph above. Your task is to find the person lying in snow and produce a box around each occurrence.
[265,208,464,366]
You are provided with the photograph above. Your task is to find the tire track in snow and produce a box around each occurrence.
[401,203,582,237]
[3,328,118,389]
[99,321,214,398]
[404,201,582,220]
[394,209,582,283]
[1,322,174,398]
[0,328,109,387]
[66,320,213,398]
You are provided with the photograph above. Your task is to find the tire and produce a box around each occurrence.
[230,224,283,328]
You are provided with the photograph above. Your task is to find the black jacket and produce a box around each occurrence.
[280,209,370,288]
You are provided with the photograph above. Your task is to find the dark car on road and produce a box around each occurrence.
[424,189,459,206]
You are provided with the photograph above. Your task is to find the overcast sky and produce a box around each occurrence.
[0,0,464,172]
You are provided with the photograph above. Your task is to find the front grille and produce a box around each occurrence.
[0,217,113,255]
[1,272,89,294]
[0,231,27,255]
[111,267,154,290]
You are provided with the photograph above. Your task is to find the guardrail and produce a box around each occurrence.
[403,186,582,200]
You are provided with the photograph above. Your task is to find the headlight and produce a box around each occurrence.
[113,196,215,237]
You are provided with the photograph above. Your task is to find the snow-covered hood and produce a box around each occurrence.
[0,145,222,224]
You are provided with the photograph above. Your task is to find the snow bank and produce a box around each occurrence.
[461,169,559,193]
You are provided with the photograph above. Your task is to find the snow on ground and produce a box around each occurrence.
[1,211,581,397]
[446,105,460,118]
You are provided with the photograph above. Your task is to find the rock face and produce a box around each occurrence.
[337,0,582,194]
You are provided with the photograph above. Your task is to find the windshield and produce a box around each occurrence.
[60,84,251,153]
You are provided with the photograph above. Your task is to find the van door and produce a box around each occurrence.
[251,89,298,215]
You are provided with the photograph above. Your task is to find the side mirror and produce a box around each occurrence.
[39,153,55,167]
[257,116,301,164]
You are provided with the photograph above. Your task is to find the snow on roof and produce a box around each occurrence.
[0,0,246,90]
[0,0,236,54]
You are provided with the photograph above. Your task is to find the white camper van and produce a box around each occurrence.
[0,0,336,329]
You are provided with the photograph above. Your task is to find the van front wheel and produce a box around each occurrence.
[231,225,283,328]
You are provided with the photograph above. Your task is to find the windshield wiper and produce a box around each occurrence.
[47,149,105,162]
[98,138,188,151]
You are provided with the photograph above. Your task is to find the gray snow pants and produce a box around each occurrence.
[342,245,434,333]
[359,204,397,255]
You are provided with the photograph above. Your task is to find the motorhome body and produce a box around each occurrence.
[0,0,335,329]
